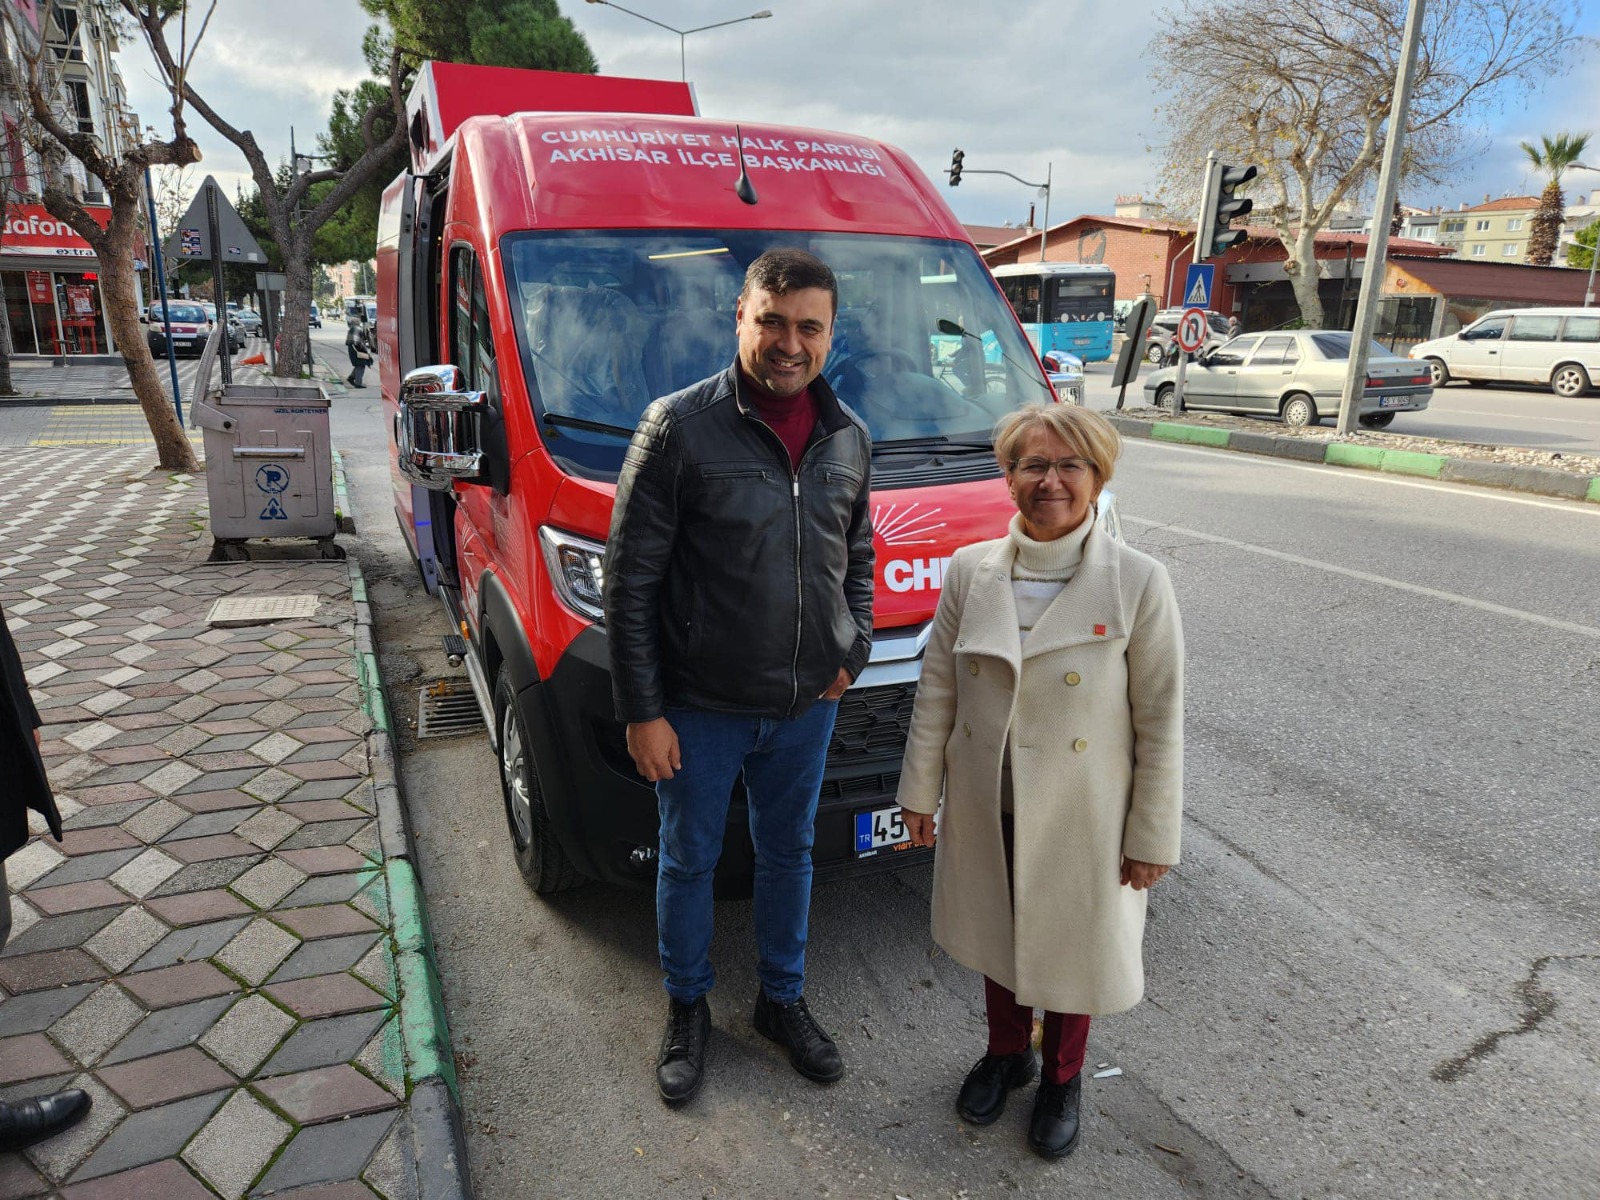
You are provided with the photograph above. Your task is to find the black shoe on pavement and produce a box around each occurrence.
[656,996,711,1106]
[955,1050,1039,1125]
[1027,1073,1082,1159]
[0,1088,92,1153]
[753,991,843,1083]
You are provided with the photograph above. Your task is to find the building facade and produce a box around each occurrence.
[1435,196,1540,263]
[1,0,140,356]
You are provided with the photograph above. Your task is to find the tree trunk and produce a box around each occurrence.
[102,193,197,472]
[274,245,315,380]
[1527,180,1563,267]
[1283,228,1325,328]
[0,288,15,397]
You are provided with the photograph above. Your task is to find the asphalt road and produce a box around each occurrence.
[320,343,1599,1200]
[1076,360,1600,456]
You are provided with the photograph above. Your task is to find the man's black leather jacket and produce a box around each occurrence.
[604,365,874,723]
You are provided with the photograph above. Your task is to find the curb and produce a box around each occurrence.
[1106,415,1600,503]
[348,557,474,1199]
[332,448,358,534]
[3,395,139,406]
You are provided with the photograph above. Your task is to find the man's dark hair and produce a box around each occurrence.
[740,248,838,316]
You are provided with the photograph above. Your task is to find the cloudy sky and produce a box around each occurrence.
[118,0,1600,235]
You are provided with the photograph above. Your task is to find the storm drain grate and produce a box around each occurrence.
[416,678,485,739]
[207,594,320,627]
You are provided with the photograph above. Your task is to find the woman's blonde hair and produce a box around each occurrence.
[993,404,1122,484]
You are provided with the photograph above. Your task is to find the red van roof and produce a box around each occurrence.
[457,112,966,241]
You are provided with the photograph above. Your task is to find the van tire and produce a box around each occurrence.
[1425,357,1449,387]
[1551,363,1591,398]
[1145,342,1165,365]
[495,667,583,894]
[1281,393,1318,428]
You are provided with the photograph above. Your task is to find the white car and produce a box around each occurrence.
[1411,308,1599,397]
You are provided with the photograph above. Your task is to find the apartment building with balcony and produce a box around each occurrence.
[1435,196,1540,263]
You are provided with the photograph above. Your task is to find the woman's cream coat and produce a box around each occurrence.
[895,527,1184,1014]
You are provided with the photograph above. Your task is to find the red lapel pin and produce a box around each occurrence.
[1094,624,1107,636]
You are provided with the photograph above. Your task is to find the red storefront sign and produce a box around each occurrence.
[2,204,110,259]
[25,270,50,304]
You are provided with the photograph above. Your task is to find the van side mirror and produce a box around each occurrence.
[397,364,488,491]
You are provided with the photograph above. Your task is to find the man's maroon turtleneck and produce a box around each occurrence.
[741,369,819,473]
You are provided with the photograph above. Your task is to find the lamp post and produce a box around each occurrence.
[585,0,773,82]
[1571,163,1599,308]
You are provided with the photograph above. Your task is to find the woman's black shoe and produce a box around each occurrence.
[1027,1073,1082,1159]
[656,996,710,1106]
[0,1088,92,1152]
[955,1050,1038,1125]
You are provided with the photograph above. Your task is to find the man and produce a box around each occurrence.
[345,314,373,388]
[605,248,873,1106]
[1,605,92,1151]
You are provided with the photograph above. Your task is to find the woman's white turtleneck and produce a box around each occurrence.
[1008,509,1093,646]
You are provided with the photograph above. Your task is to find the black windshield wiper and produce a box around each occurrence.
[872,437,993,457]
[541,413,636,439]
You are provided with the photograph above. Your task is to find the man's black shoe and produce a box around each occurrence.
[753,991,843,1083]
[955,1050,1038,1125]
[0,1088,92,1153]
[656,996,711,1106]
[1027,1073,1082,1159]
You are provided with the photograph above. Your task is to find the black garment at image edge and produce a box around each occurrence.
[0,604,64,860]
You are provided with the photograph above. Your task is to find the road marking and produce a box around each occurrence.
[1122,436,1600,517]
[1426,404,1600,428]
[1122,513,1600,642]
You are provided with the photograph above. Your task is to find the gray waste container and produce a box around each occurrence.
[192,382,343,561]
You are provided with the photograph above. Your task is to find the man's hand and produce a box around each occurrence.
[904,810,937,848]
[627,718,681,782]
[820,667,852,700]
[1120,857,1170,890]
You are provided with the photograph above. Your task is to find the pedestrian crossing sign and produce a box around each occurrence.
[260,497,288,520]
[1184,264,1215,309]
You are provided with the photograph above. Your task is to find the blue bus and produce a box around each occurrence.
[990,262,1116,363]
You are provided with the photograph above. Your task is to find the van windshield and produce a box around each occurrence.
[501,230,1053,477]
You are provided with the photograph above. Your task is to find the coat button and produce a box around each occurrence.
[1073,737,1089,752]
[968,661,980,676]
[1064,671,1081,686]
[963,723,972,737]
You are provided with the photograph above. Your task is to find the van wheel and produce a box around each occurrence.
[1551,363,1591,398]
[1281,393,1318,427]
[1358,412,1396,429]
[1425,357,1449,387]
[1145,342,1165,365]
[495,667,583,893]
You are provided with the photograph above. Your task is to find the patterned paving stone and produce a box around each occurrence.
[98,1045,235,1110]
[182,1088,291,1199]
[198,994,297,1078]
[0,1153,49,1199]
[243,769,299,803]
[162,808,253,844]
[216,919,301,987]
[269,931,380,985]
[61,1156,217,1199]
[119,961,238,1009]
[0,982,97,1038]
[130,916,251,974]
[274,905,378,942]
[2,908,120,960]
[55,827,140,858]
[151,856,263,898]
[26,849,141,892]
[356,1016,406,1099]
[0,949,104,993]
[4,841,65,891]
[63,798,155,831]
[49,983,143,1066]
[232,859,309,909]
[250,1109,397,1196]
[68,1088,229,1184]
[278,820,370,853]
[255,1064,396,1125]
[238,808,302,852]
[144,889,253,928]
[172,788,260,814]
[83,906,169,974]
[23,1075,122,1181]
[26,881,128,917]
[259,1009,387,1079]
[264,974,389,1021]
[123,799,195,843]
[353,943,395,1000]
[99,995,235,1067]
[0,1033,73,1085]
[277,847,370,877]
[164,833,259,864]
[108,848,183,898]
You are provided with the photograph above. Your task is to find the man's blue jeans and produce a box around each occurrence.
[655,700,839,1005]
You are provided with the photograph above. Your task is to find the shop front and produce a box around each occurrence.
[2,203,116,357]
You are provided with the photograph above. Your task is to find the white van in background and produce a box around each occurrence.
[1411,308,1599,397]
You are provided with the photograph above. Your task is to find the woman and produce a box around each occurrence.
[345,314,373,388]
[897,404,1183,1160]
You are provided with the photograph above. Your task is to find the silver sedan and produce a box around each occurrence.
[1141,330,1433,428]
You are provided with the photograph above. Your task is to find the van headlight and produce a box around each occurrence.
[539,526,607,624]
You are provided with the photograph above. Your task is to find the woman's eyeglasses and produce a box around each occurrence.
[1009,457,1093,483]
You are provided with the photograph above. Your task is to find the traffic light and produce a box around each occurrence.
[949,148,964,187]
[1198,161,1257,259]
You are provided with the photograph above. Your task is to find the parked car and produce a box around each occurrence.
[224,316,246,353]
[309,304,323,329]
[1410,308,1599,397]
[1042,348,1085,404]
[1144,307,1232,363]
[199,301,218,326]
[1142,330,1433,427]
[143,302,210,357]
[234,308,263,336]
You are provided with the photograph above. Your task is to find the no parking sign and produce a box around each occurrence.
[1176,307,1209,353]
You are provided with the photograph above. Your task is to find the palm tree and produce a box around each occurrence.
[1522,132,1591,267]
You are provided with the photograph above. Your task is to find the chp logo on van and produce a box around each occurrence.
[875,502,951,593]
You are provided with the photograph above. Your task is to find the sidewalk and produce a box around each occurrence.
[0,447,467,1198]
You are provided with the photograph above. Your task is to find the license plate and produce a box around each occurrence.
[854,805,911,856]
[1073,337,1093,347]
[1379,395,1408,408]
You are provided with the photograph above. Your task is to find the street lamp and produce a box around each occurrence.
[585,0,773,83]
[1571,162,1599,308]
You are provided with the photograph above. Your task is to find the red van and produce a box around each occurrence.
[377,64,1108,895]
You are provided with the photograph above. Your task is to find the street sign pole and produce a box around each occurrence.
[204,182,232,386]
[143,166,184,424]
[1177,154,1219,415]
[1337,0,1426,433]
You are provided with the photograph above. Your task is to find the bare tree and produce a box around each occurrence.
[1,2,203,470]
[1149,0,1584,327]
[128,3,406,379]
